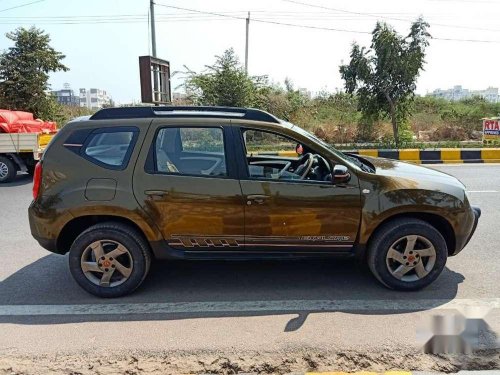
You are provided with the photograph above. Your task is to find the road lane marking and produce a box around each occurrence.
[467,190,499,193]
[432,166,500,169]
[0,298,499,316]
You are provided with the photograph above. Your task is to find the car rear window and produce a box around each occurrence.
[82,128,138,170]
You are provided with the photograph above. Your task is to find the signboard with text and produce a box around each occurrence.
[483,117,500,144]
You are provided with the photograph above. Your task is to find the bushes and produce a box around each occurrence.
[280,95,498,144]
[181,48,497,144]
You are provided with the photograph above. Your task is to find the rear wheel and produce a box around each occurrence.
[367,218,448,291]
[0,156,16,183]
[68,222,152,298]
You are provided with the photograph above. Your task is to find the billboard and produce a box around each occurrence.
[483,117,500,144]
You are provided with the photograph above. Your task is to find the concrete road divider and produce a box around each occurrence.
[267,148,500,164]
[354,148,500,163]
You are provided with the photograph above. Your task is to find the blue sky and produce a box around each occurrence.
[1,0,499,103]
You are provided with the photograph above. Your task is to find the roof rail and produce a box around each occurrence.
[89,106,280,123]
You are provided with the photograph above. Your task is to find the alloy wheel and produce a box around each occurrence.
[80,239,133,287]
[385,234,437,282]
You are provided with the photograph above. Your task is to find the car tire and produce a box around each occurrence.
[68,222,152,298]
[0,156,17,183]
[367,218,448,291]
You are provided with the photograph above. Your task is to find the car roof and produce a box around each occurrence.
[90,106,281,124]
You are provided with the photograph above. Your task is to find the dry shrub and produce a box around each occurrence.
[429,126,469,141]
[314,124,357,144]
[410,112,440,133]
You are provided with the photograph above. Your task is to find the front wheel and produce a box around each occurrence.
[367,218,448,291]
[68,222,152,298]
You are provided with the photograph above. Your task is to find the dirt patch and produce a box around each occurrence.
[0,348,499,374]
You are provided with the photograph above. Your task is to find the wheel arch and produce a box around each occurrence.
[57,215,152,255]
[364,212,456,257]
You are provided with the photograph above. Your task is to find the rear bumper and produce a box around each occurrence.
[33,234,59,253]
[28,202,64,254]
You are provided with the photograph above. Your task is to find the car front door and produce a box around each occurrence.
[235,125,362,253]
[133,119,245,252]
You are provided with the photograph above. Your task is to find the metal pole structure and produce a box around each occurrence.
[150,0,157,58]
[150,0,159,103]
[245,11,250,73]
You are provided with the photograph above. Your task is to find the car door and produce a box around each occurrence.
[133,118,245,252]
[234,125,362,253]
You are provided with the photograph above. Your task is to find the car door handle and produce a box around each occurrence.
[145,190,169,199]
[246,194,269,205]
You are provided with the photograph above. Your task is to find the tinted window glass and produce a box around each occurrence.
[84,131,134,167]
[242,129,300,180]
[180,128,225,153]
[155,127,227,177]
[244,129,297,155]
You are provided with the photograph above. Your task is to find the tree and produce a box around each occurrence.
[183,48,268,107]
[339,18,430,145]
[0,27,68,119]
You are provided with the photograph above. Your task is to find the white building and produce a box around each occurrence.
[429,85,499,103]
[472,86,499,103]
[79,88,111,109]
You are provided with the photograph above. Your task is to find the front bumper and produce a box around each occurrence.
[463,206,481,248]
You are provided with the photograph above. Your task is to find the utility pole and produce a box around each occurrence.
[150,0,159,103]
[245,11,250,73]
[150,0,157,57]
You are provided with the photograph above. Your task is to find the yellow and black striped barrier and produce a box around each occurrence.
[264,148,500,164]
[355,148,500,164]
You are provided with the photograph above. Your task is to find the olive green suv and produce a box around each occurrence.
[29,106,480,297]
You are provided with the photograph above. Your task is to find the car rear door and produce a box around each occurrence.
[133,118,245,252]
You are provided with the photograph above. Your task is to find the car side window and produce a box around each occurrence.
[242,129,303,180]
[244,129,297,156]
[83,129,137,169]
[241,128,332,182]
[154,127,227,177]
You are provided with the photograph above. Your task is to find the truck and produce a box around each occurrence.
[0,132,55,182]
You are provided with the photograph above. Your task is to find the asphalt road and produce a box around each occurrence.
[0,165,499,373]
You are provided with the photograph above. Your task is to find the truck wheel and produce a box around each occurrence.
[367,218,448,291]
[0,156,16,183]
[68,222,152,298]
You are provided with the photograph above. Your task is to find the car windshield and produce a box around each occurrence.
[279,120,368,171]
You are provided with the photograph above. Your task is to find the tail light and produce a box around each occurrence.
[32,162,42,200]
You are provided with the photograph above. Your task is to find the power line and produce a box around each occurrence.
[1,1,499,43]
[153,2,500,43]
[154,3,370,34]
[282,0,500,32]
[0,0,45,13]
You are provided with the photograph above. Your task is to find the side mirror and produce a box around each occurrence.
[332,164,351,184]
